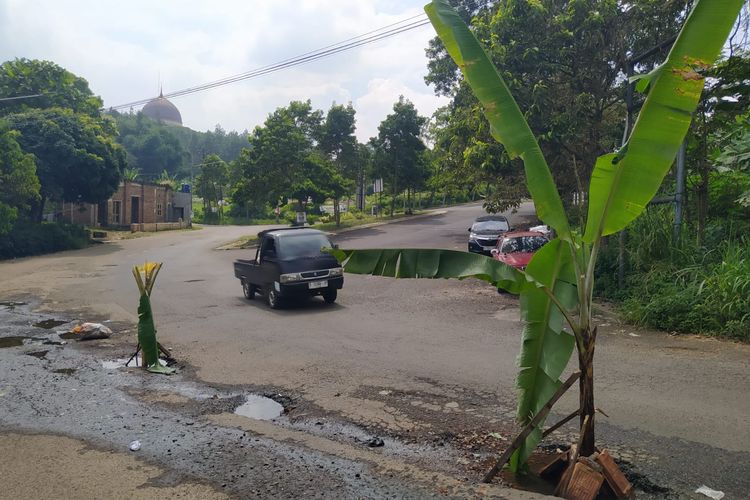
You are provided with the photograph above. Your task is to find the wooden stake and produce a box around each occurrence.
[483,371,581,483]
[543,409,580,438]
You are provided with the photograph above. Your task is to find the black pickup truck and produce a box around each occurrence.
[233,228,344,308]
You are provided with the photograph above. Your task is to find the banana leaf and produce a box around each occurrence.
[510,238,577,470]
[330,247,528,293]
[424,0,570,242]
[584,0,744,242]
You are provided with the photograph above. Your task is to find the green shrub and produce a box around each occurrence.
[0,221,89,259]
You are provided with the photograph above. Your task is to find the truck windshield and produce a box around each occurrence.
[278,233,332,259]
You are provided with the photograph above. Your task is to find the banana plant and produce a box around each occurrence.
[332,0,743,472]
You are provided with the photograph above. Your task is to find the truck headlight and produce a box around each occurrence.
[280,273,302,283]
[329,267,343,277]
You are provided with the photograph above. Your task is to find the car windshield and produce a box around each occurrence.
[278,233,332,259]
[500,236,547,253]
[472,220,509,232]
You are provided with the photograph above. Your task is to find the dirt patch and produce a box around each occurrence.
[0,433,228,499]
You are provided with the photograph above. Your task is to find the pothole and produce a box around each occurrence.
[33,319,67,329]
[52,368,77,375]
[26,350,48,359]
[0,336,27,348]
[0,301,27,308]
[101,355,167,370]
[234,394,284,420]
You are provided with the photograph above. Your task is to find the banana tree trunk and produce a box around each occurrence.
[578,330,596,456]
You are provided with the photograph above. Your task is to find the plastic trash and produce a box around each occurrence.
[366,437,384,448]
[695,486,724,499]
[129,440,141,451]
[71,322,112,341]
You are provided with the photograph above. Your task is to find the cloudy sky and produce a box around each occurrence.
[0,0,450,141]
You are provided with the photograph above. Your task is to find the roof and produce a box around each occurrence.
[257,227,327,239]
[501,231,548,238]
[475,214,508,222]
[141,91,182,126]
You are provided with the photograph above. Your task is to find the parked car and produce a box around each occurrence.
[490,231,549,270]
[233,228,343,309]
[467,215,511,255]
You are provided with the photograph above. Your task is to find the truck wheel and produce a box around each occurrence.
[322,289,337,304]
[242,281,256,300]
[267,288,281,309]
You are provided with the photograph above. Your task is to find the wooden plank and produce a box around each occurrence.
[596,449,633,498]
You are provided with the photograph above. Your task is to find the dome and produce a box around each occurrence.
[141,90,182,126]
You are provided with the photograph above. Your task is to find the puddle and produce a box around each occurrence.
[0,301,27,309]
[0,336,27,348]
[234,394,284,420]
[26,350,48,359]
[33,319,67,329]
[52,368,76,375]
[102,356,167,370]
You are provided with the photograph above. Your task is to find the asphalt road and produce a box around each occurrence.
[2,202,748,498]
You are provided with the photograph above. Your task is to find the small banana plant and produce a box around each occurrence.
[132,261,175,374]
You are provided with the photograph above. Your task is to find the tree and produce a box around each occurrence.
[232,101,330,216]
[195,154,229,219]
[334,0,741,476]
[425,0,689,216]
[0,122,39,234]
[0,58,102,117]
[320,103,357,225]
[371,97,428,216]
[6,108,126,221]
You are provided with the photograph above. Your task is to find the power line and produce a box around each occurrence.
[0,93,46,102]
[105,14,430,112]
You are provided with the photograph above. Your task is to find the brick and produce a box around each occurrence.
[596,449,633,498]
[564,461,604,500]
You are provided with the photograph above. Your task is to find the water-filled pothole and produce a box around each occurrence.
[101,355,167,369]
[26,350,48,359]
[53,368,76,375]
[0,336,27,348]
[33,319,67,329]
[234,395,284,420]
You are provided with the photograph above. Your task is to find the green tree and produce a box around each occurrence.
[0,122,39,234]
[195,154,229,219]
[320,103,357,225]
[425,0,689,216]
[0,58,102,117]
[232,101,329,217]
[371,97,428,216]
[6,108,126,221]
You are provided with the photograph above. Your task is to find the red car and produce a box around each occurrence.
[491,231,549,270]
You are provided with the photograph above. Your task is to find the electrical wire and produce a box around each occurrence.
[105,14,430,111]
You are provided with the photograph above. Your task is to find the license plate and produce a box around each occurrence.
[308,280,327,289]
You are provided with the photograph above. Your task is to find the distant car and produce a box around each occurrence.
[491,231,549,270]
[468,215,510,255]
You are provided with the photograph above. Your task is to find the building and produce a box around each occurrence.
[141,90,182,126]
[60,181,192,230]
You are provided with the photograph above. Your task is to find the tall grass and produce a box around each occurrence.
[597,206,750,340]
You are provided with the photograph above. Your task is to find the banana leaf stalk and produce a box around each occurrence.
[132,262,175,374]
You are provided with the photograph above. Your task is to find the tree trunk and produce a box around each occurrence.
[333,196,340,226]
[31,194,47,223]
[578,331,596,456]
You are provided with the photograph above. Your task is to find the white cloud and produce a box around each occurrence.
[0,0,445,144]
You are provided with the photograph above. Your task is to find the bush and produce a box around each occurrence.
[0,221,89,259]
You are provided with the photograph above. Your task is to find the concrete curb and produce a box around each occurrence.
[324,209,448,236]
[215,209,449,250]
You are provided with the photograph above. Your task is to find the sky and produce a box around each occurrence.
[0,0,450,142]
